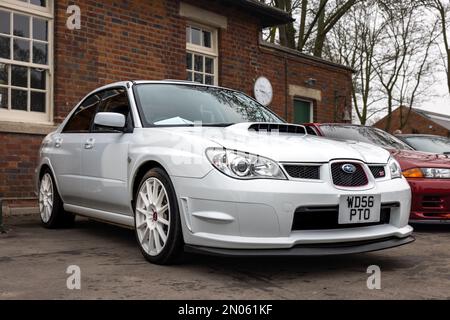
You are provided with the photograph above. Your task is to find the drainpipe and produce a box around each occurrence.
[0,197,37,233]
[284,57,288,120]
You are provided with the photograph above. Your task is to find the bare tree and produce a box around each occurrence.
[262,0,358,57]
[325,0,387,124]
[373,1,440,131]
[420,0,450,94]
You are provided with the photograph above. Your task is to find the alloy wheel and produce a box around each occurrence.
[135,177,171,256]
[39,173,54,223]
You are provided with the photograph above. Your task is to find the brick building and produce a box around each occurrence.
[374,106,450,137]
[0,0,353,209]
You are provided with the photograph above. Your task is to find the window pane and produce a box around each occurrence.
[33,42,47,64]
[14,14,30,38]
[191,27,201,46]
[186,52,192,70]
[31,0,47,7]
[11,65,28,87]
[63,94,101,132]
[33,18,48,41]
[205,75,214,85]
[203,31,211,48]
[0,36,10,59]
[194,55,203,72]
[0,87,7,109]
[31,91,45,112]
[11,89,27,110]
[205,57,213,74]
[0,63,7,85]
[14,38,30,62]
[0,11,10,34]
[31,68,46,89]
[194,73,203,83]
[98,89,130,115]
[187,72,192,81]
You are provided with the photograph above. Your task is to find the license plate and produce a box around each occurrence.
[338,195,381,224]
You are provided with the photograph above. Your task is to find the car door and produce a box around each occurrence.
[50,93,101,205]
[80,87,133,215]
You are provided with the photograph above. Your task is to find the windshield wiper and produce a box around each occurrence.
[199,123,235,127]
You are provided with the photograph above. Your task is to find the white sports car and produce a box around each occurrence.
[36,81,414,264]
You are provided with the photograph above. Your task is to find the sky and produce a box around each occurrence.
[420,84,450,116]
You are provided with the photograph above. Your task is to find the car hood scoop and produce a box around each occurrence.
[243,122,308,135]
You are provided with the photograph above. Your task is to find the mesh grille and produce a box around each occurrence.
[284,165,320,180]
[331,162,368,187]
[369,166,386,179]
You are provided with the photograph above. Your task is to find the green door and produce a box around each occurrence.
[293,100,312,124]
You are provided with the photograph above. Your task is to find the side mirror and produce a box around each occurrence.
[94,112,126,131]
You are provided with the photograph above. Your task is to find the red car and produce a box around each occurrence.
[305,123,450,224]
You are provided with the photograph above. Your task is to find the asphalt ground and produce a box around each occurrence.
[0,214,449,299]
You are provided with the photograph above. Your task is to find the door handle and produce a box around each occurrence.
[55,138,63,148]
[84,138,95,150]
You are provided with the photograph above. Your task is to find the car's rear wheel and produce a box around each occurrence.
[134,168,183,265]
[39,169,75,228]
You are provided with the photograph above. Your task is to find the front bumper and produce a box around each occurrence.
[407,178,450,222]
[173,169,413,251]
[185,236,415,256]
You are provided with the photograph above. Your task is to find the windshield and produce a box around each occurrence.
[402,136,450,154]
[133,84,284,126]
[319,125,413,150]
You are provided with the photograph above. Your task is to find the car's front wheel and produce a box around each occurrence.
[134,168,184,265]
[39,169,75,228]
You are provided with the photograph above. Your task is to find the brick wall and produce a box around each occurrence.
[0,133,42,198]
[0,0,352,201]
[185,0,353,123]
[373,106,450,137]
[54,0,186,123]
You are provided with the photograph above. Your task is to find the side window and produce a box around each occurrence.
[93,88,132,132]
[62,93,101,133]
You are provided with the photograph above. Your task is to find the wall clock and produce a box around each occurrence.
[254,76,273,106]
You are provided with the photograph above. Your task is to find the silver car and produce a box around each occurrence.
[36,81,414,265]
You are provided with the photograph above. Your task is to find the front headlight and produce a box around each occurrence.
[388,157,402,179]
[206,148,287,180]
[403,167,450,179]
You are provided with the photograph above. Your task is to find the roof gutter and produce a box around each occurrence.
[222,0,294,27]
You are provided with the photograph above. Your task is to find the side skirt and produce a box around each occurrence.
[64,204,135,229]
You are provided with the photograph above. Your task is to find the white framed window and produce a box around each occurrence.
[186,23,218,85]
[0,0,53,124]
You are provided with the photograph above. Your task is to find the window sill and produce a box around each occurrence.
[0,120,57,135]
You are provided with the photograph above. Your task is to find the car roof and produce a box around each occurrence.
[397,134,446,138]
[82,80,245,103]
[306,122,366,128]
[89,80,244,96]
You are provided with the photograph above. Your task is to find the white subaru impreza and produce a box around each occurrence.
[36,81,414,264]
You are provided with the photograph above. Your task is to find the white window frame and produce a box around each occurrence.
[0,0,54,125]
[186,22,219,86]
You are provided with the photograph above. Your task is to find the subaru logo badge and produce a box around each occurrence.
[342,164,356,174]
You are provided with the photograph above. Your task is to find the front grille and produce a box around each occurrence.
[331,162,368,187]
[422,196,444,209]
[369,166,386,179]
[292,203,396,231]
[284,165,320,180]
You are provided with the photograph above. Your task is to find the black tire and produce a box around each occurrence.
[134,167,184,265]
[39,169,75,229]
